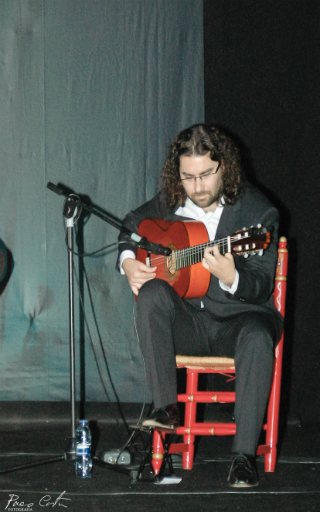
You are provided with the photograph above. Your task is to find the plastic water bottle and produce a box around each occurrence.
[75,419,92,478]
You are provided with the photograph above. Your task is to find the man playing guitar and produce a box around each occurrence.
[118,124,283,487]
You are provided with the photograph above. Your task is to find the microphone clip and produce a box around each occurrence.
[135,237,172,257]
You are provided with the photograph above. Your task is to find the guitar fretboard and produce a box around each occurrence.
[174,237,231,270]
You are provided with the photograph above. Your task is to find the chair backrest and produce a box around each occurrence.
[269,236,288,421]
[273,237,288,318]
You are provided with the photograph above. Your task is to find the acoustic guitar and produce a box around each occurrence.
[137,218,270,299]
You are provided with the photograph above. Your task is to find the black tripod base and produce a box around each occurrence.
[0,455,135,477]
[0,437,77,474]
[0,456,66,474]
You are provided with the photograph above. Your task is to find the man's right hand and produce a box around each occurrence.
[122,258,157,296]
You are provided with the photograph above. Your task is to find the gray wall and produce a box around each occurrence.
[0,0,204,402]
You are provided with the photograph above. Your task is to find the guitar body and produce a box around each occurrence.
[137,218,211,299]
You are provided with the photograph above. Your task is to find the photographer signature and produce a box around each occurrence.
[5,491,71,509]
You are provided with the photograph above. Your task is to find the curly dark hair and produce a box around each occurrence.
[160,124,243,208]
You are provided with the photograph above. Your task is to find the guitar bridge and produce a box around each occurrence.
[167,252,177,275]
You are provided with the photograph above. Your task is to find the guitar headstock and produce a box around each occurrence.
[231,225,271,257]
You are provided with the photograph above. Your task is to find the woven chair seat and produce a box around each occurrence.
[176,355,235,370]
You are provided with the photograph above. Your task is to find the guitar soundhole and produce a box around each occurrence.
[165,243,179,280]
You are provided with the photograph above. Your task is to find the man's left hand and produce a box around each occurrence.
[202,245,236,288]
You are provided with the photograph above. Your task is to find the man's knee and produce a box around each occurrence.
[137,279,174,312]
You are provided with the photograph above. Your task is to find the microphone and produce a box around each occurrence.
[130,233,172,256]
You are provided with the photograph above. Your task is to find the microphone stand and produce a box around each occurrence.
[0,182,170,478]
[64,195,79,459]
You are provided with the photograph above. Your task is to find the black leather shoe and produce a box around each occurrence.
[227,453,259,487]
[142,403,179,429]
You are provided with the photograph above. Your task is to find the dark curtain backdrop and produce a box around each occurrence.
[204,0,320,424]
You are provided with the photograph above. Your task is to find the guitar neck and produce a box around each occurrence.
[175,237,229,270]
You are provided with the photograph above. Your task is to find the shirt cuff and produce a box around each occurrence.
[119,250,136,274]
[219,269,239,295]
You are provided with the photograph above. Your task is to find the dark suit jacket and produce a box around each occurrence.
[118,181,283,341]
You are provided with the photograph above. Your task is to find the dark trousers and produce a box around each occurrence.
[136,279,276,455]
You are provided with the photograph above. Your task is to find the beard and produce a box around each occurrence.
[188,183,223,210]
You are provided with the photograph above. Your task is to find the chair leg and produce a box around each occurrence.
[152,430,164,475]
[182,369,198,470]
[265,447,277,472]
[264,349,282,472]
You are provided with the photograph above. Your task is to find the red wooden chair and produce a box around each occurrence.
[151,237,288,475]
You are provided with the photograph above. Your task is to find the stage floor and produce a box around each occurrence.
[0,402,319,512]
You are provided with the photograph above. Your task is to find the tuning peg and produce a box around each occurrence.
[257,223,261,228]
[258,250,263,256]
[244,253,249,258]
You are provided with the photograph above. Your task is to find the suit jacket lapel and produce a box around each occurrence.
[215,198,242,240]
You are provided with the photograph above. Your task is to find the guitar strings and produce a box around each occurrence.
[148,236,240,266]
[147,232,265,269]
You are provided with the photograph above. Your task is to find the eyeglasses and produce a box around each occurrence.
[180,163,221,184]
